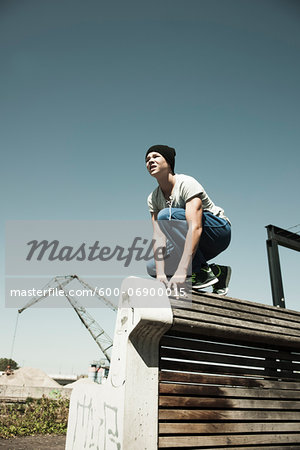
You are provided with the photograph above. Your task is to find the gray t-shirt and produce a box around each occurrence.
[147,173,229,222]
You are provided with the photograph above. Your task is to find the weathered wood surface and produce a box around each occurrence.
[161,335,300,360]
[158,293,300,449]
[158,434,300,448]
[159,396,300,409]
[159,383,300,398]
[159,370,300,389]
[160,447,300,450]
[170,292,300,348]
[161,358,300,379]
[160,347,299,370]
[159,422,300,434]
[159,409,300,420]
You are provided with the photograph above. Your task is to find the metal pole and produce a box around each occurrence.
[266,238,285,308]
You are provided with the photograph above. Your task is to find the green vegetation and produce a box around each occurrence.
[0,397,69,439]
[0,358,19,371]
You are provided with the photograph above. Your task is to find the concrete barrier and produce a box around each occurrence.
[66,277,172,450]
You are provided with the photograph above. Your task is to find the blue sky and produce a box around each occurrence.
[1,0,299,374]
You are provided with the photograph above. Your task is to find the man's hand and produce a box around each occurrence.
[156,273,169,287]
[168,272,188,299]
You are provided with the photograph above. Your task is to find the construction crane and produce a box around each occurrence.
[18,275,116,363]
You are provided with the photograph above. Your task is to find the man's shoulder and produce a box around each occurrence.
[148,185,161,198]
[175,174,204,199]
[176,173,200,185]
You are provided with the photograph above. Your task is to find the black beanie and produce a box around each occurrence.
[145,145,176,174]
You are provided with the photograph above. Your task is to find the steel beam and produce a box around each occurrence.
[266,224,300,252]
[266,238,285,308]
[265,224,300,308]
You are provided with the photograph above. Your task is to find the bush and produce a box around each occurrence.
[0,397,70,439]
[0,358,19,371]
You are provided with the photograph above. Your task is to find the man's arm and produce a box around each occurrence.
[169,196,203,287]
[151,212,168,285]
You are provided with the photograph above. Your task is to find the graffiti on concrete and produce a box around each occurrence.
[104,403,121,450]
[71,394,120,449]
[71,394,103,449]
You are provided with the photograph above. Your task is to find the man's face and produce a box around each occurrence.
[146,152,170,177]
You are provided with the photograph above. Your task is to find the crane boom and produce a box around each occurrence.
[56,279,113,362]
[18,275,114,362]
[18,275,75,314]
[75,276,117,311]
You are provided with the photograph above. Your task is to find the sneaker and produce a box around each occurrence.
[192,265,219,290]
[210,264,232,295]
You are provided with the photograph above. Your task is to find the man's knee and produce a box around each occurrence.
[158,207,186,221]
[146,258,156,277]
[157,208,170,221]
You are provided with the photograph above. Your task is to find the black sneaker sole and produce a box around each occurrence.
[225,266,232,286]
[212,267,232,295]
[192,277,219,290]
[213,287,229,295]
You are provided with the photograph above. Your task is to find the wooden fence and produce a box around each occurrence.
[159,292,300,449]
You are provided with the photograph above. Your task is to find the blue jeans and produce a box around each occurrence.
[147,208,231,276]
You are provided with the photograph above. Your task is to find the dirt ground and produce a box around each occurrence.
[0,434,66,449]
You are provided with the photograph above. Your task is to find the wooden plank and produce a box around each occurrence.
[172,296,300,326]
[180,447,300,450]
[159,370,300,389]
[159,422,300,434]
[160,359,300,380]
[158,433,300,448]
[161,359,266,377]
[159,383,300,398]
[167,328,300,353]
[159,395,300,409]
[159,446,300,450]
[160,347,299,371]
[188,291,300,322]
[159,409,300,420]
[171,319,300,349]
[160,335,300,362]
[171,298,300,331]
[172,308,300,338]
